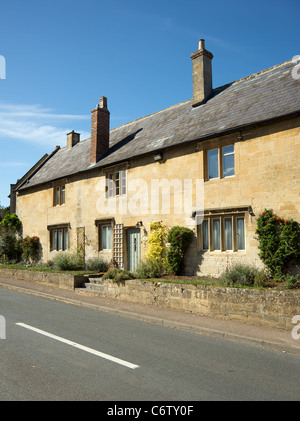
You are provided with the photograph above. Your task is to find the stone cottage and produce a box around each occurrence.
[10,40,300,276]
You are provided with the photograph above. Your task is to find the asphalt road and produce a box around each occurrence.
[0,287,299,401]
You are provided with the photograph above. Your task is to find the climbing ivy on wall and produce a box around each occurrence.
[256,209,300,277]
[167,226,194,275]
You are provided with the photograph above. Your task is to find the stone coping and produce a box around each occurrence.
[0,267,87,290]
[86,278,300,330]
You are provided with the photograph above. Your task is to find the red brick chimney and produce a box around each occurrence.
[90,96,110,163]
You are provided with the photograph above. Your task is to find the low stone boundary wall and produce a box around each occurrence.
[1,267,299,330]
[94,279,300,330]
[0,268,85,290]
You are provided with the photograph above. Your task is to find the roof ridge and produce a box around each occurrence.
[211,58,294,94]
[110,59,294,133]
[110,99,191,132]
[232,58,293,85]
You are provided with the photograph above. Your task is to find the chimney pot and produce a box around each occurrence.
[198,39,205,50]
[99,96,108,109]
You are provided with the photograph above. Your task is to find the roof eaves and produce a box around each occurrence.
[101,110,300,167]
[15,146,60,191]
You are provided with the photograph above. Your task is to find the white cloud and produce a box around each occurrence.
[0,103,90,120]
[0,102,90,148]
[0,161,27,167]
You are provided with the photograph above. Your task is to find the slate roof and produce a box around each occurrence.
[18,59,300,191]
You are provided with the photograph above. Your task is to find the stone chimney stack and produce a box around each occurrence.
[67,130,80,148]
[191,39,213,106]
[90,96,110,164]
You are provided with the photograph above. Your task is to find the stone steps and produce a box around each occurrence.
[81,277,104,293]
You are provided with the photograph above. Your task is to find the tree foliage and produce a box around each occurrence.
[0,213,21,232]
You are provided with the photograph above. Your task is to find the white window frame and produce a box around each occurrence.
[106,170,126,198]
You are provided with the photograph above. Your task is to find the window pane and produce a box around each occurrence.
[222,145,235,177]
[102,225,112,249]
[107,174,113,197]
[55,187,60,205]
[115,172,120,196]
[202,220,209,250]
[224,218,232,250]
[58,229,63,250]
[236,217,245,250]
[61,185,65,205]
[121,170,126,195]
[208,149,219,179]
[51,230,57,251]
[102,226,107,249]
[64,229,68,250]
[212,219,220,250]
[107,225,112,249]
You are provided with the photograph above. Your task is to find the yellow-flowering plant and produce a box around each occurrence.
[146,221,167,264]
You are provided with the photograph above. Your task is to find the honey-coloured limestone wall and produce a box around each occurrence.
[15,116,300,277]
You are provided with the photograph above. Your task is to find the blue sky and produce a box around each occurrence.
[0,0,299,207]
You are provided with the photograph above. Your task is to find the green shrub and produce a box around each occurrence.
[167,226,194,275]
[102,268,135,282]
[0,232,40,264]
[21,235,40,262]
[114,271,135,282]
[220,264,267,287]
[52,252,83,271]
[102,268,123,280]
[285,274,299,289]
[0,230,22,262]
[85,257,108,272]
[146,221,167,263]
[253,270,269,288]
[256,209,300,276]
[136,257,166,279]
